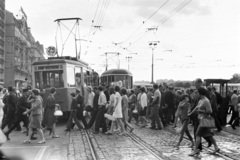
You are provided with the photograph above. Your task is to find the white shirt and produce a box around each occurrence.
[87,91,95,107]
[98,91,107,106]
[140,93,148,108]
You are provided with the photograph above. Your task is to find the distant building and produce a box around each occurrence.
[4,9,45,89]
[0,0,5,86]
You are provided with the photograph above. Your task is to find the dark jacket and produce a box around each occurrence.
[7,92,17,111]
[93,92,100,110]
[16,96,31,115]
[71,98,78,111]
[76,94,84,108]
[165,90,175,108]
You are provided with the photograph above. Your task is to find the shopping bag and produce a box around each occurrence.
[199,115,216,128]
[104,113,116,121]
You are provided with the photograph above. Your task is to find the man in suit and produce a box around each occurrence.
[2,86,17,130]
[4,89,31,140]
[75,89,88,129]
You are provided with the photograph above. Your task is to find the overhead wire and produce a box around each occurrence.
[157,0,192,26]
[120,0,170,46]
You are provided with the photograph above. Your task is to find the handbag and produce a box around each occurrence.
[54,104,63,116]
[199,115,215,128]
[104,113,116,121]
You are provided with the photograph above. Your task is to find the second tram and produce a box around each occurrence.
[100,69,133,89]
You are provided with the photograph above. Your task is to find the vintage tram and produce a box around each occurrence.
[32,56,99,116]
[100,69,133,89]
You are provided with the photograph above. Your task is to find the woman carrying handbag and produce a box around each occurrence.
[188,87,220,156]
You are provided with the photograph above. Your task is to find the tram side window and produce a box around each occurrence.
[42,70,64,89]
[75,67,81,88]
[67,66,76,87]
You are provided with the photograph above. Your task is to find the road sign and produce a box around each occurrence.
[46,46,57,57]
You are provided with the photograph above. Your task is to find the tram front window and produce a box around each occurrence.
[35,70,64,89]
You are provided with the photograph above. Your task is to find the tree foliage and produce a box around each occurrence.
[229,74,240,83]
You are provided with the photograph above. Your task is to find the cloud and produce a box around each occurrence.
[115,0,212,27]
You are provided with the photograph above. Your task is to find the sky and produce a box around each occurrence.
[6,0,240,82]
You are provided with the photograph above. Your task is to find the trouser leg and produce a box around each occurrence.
[88,109,98,128]
[211,113,222,131]
[1,110,15,130]
[77,107,88,128]
[95,106,106,132]
[158,107,166,126]
[5,115,22,136]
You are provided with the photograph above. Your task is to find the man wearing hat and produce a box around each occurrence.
[4,88,31,140]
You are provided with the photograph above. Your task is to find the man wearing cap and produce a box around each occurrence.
[4,89,31,140]
[75,89,88,129]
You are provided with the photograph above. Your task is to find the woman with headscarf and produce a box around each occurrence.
[23,89,45,144]
[43,87,59,138]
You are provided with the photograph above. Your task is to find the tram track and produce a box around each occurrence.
[125,128,166,160]
[83,129,98,160]
[165,127,237,160]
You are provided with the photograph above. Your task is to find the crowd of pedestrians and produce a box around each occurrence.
[0,77,239,158]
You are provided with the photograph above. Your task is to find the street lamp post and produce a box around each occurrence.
[149,42,158,84]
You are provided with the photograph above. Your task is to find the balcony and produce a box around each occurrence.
[0,68,4,73]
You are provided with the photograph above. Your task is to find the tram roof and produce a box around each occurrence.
[32,57,89,67]
[204,79,230,84]
[101,69,132,76]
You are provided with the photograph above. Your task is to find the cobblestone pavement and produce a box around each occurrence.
[88,130,160,160]
[169,123,240,160]
[66,121,240,160]
[130,121,240,160]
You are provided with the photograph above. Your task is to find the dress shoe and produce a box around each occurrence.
[231,125,236,130]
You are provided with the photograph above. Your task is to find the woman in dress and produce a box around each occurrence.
[188,87,220,156]
[112,86,125,135]
[121,88,134,133]
[23,89,45,144]
[43,87,59,138]
[174,94,194,149]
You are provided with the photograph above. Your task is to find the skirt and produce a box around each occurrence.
[196,126,213,137]
[29,114,42,129]
[139,107,147,116]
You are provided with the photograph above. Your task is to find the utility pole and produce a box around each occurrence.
[126,56,132,71]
